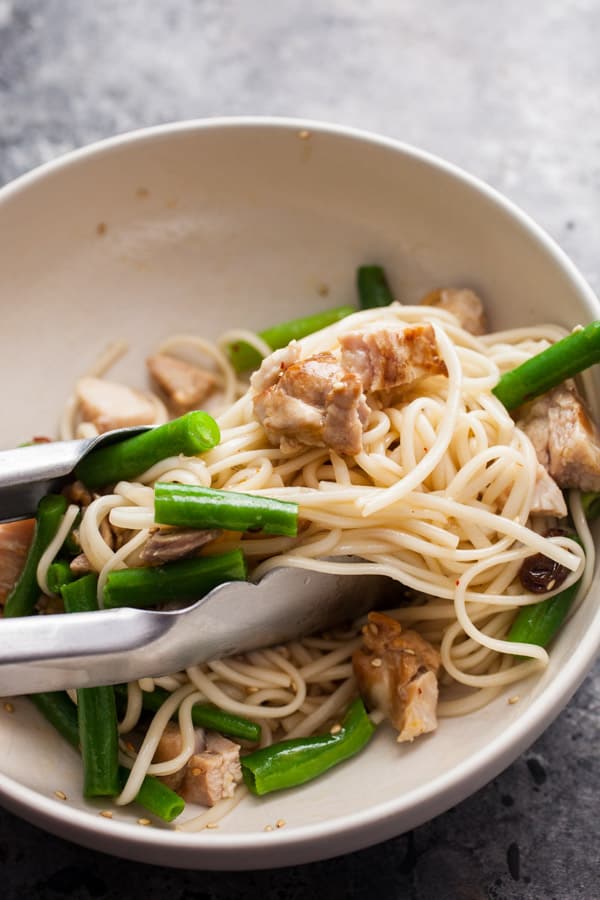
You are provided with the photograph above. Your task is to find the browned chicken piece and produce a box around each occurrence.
[0,519,35,605]
[421,288,487,336]
[250,342,301,393]
[339,323,447,394]
[518,381,600,492]
[353,611,441,743]
[76,376,157,433]
[139,527,222,564]
[70,553,93,575]
[153,722,242,806]
[147,353,216,414]
[182,732,243,807]
[253,351,370,455]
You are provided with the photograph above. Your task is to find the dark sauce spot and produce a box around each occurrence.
[526,757,547,785]
[507,842,520,881]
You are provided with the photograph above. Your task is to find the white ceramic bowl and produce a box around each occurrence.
[0,118,598,869]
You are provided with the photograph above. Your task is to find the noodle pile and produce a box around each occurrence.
[50,303,591,829]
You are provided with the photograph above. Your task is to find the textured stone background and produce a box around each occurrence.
[1,1,599,897]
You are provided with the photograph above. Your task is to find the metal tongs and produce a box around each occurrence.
[0,431,387,695]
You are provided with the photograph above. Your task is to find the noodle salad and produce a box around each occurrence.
[2,266,599,831]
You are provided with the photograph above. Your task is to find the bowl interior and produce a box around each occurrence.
[1,120,598,868]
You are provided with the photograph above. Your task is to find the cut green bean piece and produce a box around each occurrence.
[114,684,261,743]
[227,305,355,373]
[357,265,394,309]
[62,575,120,798]
[4,494,68,618]
[155,482,298,536]
[242,698,375,795]
[492,321,600,410]
[508,579,582,651]
[46,559,76,595]
[75,411,220,488]
[29,691,184,821]
[103,549,246,609]
[117,767,185,823]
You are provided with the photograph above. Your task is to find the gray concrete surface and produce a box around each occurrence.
[1,1,598,897]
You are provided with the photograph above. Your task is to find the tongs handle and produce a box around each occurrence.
[0,426,150,522]
[0,607,168,695]
[0,440,89,521]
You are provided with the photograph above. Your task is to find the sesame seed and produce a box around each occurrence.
[547,579,556,590]
[371,657,382,668]
[247,687,259,694]
[96,222,107,236]
[54,790,67,801]
[137,818,151,826]
[264,824,274,832]
[191,767,202,776]
[206,822,219,830]
[368,623,379,636]
[4,702,14,713]
[403,648,416,655]
[276,819,286,829]
[508,695,520,705]
[298,130,311,139]
[330,723,342,735]
[99,810,113,819]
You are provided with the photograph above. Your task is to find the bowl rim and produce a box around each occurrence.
[1,115,599,866]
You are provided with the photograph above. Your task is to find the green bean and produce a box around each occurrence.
[62,575,120,797]
[29,691,184,822]
[75,411,221,488]
[241,698,375,795]
[357,265,394,309]
[46,559,76,595]
[154,482,298,536]
[103,549,247,609]
[114,684,261,743]
[508,578,582,651]
[492,321,600,410]
[118,766,184,823]
[227,305,355,373]
[4,494,68,618]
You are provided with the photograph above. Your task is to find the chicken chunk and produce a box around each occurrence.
[253,351,370,455]
[139,527,221,564]
[339,323,447,394]
[518,381,600,491]
[250,342,301,393]
[0,519,35,605]
[69,553,92,576]
[530,463,567,518]
[353,611,441,742]
[153,722,242,806]
[147,353,216,414]
[421,288,487,335]
[76,376,157,433]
